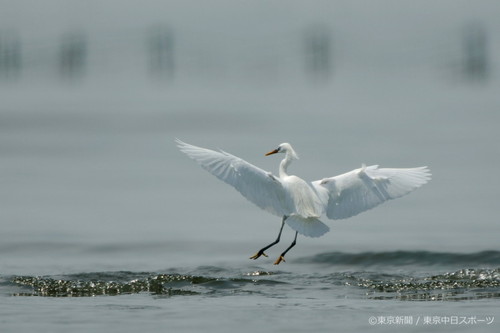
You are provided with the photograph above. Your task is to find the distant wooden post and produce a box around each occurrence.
[304,25,332,82]
[59,31,87,80]
[147,26,174,80]
[0,31,21,80]
[462,22,489,82]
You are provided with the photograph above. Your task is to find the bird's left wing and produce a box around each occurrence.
[312,165,431,220]
[176,139,287,216]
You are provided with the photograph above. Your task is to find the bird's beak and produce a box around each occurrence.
[265,149,279,156]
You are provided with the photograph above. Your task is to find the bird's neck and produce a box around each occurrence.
[279,155,292,178]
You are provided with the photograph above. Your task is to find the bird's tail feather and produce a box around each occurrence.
[286,215,329,238]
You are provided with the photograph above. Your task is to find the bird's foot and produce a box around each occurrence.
[273,256,286,265]
[249,250,268,260]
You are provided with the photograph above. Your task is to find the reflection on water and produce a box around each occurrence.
[10,268,500,301]
[8,251,500,301]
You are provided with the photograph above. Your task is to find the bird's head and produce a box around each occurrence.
[265,143,299,160]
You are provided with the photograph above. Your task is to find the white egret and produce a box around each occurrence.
[176,139,431,265]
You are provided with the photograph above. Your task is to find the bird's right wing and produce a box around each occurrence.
[176,139,288,217]
[312,165,431,220]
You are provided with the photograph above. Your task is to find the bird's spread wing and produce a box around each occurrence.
[312,165,431,220]
[176,139,287,216]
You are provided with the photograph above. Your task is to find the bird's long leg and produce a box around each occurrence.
[273,231,298,265]
[249,216,287,260]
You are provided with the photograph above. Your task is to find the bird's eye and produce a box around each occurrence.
[277,147,281,152]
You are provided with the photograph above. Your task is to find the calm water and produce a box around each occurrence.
[2,2,500,331]
[1,76,499,332]
[1,250,500,333]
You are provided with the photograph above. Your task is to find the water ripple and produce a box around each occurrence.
[6,252,500,301]
[297,250,500,267]
[9,270,284,297]
[345,268,500,301]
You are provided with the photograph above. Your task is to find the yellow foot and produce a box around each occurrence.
[273,256,286,265]
[249,251,268,260]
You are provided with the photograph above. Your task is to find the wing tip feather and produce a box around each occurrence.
[175,138,191,152]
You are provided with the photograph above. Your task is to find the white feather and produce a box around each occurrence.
[311,165,431,220]
[176,139,288,217]
[285,215,329,238]
[177,139,431,237]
